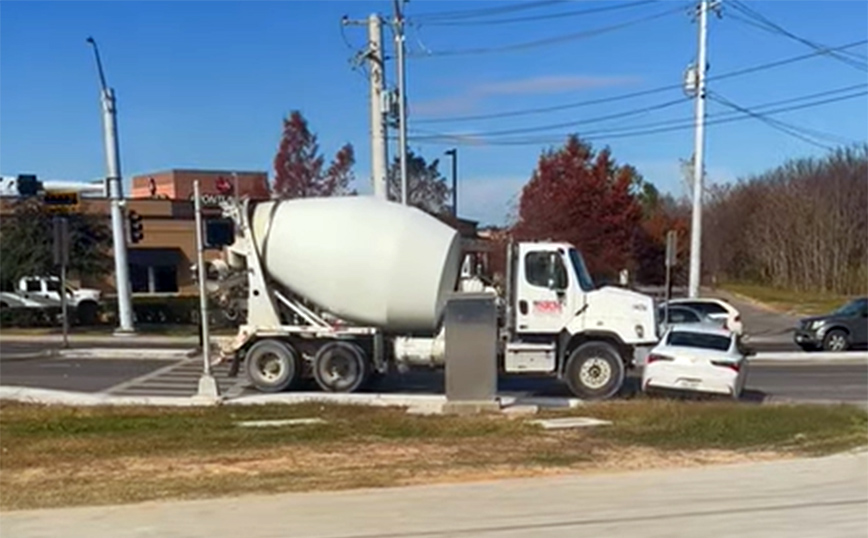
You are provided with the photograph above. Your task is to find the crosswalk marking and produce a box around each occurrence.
[104,358,249,397]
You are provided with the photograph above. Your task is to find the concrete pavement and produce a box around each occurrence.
[4,451,866,537]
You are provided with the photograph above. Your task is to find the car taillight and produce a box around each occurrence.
[711,360,740,372]
[647,354,673,364]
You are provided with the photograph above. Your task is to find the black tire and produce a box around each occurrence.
[76,301,99,326]
[313,341,370,393]
[564,341,626,400]
[823,329,850,352]
[245,339,302,393]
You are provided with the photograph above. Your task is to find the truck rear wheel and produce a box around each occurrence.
[564,341,625,400]
[245,339,302,393]
[313,341,370,393]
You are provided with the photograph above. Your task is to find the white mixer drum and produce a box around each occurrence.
[250,196,462,331]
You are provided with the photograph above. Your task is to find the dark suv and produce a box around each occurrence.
[794,297,868,351]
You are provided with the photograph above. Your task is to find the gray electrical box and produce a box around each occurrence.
[443,293,499,412]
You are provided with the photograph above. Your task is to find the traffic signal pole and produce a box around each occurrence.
[87,37,134,334]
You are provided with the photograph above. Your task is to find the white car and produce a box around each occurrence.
[641,323,750,399]
[664,298,743,335]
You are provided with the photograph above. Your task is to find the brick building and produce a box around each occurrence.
[1,168,486,298]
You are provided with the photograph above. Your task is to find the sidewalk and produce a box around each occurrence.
[3,451,866,538]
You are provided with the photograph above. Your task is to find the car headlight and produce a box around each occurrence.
[811,320,824,330]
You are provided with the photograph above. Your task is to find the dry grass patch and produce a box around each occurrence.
[1,399,865,511]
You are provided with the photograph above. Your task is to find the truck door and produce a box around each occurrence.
[515,247,575,333]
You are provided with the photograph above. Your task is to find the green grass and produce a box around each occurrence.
[721,282,857,316]
[1,400,865,510]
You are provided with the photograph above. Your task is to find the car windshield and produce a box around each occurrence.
[666,331,732,351]
[833,299,867,317]
[568,248,594,291]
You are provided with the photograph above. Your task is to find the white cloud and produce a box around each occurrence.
[457,176,529,226]
[412,74,640,117]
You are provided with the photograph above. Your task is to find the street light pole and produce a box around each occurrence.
[393,0,409,205]
[86,36,135,335]
[445,148,457,217]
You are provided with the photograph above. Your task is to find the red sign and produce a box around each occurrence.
[533,300,562,315]
[215,176,234,195]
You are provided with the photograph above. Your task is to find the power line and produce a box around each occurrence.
[413,38,868,124]
[411,83,865,141]
[408,86,867,146]
[707,91,854,151]
[727,0,868,72]
[414,97,691,139]
[412,0,659,27]
[408,3,689,58]
[411,0,567,23]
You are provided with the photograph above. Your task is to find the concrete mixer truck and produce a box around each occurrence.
[213,196,659,400]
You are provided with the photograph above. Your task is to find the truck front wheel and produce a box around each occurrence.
[564,342,625,400]
[245,339,302,393]
[313,341,370,393]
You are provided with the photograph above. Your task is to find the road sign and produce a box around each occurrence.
[43,190,79,211]
[665,230,679,268]
[52,217,70,266]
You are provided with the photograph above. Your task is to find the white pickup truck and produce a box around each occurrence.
[0,276,102,324]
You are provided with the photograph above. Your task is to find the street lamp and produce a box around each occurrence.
[444,148,457,217]
[86,36,135,335]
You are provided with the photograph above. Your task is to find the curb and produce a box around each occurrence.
[750,351,868,364]
[52,348,199,361]
[0,385,584,410]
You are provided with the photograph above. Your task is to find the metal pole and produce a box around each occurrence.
[87,37,134,334]
[194,181,211,377]
[61,259,69,349]
[446,148,458,216]
[368,14,388,200]
[687,0,709,299]
[394,0,409,205]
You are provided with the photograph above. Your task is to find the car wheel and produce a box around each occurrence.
[313,341,370,393]
[564,341,626,400]
[245,339,302,393]
[823,329,850,352]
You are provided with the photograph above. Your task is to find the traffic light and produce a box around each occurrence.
[204,218,235,249]
[16,174,42,197]
[128,210,144,244]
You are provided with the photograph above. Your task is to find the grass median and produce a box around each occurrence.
[1,400,865,511]
[721,283,854,316]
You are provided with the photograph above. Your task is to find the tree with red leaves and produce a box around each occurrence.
[387,150,451,215]
[512,135,643,280]
[272,111,356,198]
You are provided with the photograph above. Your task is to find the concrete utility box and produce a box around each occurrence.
[443,292,499,413]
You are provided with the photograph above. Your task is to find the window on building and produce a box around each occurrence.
[129,264,178,294]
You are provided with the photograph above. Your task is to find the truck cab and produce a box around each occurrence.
[504,242,658,398]
[11,276,101,324]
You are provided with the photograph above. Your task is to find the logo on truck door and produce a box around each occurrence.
[533,300,562,315]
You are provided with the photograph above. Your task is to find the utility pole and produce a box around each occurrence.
[687,0,710,299]
[368,14,388,200]
[445,148,458,216]
[393,0,409,205]
[87,36,135,334]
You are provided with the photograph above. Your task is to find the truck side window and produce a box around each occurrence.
[525,252,568,289]
[25,280,41,293]
[46,280,61,292]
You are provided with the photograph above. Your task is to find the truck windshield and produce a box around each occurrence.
[568,249,595,291]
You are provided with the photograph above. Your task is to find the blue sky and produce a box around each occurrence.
[2,0,866,225]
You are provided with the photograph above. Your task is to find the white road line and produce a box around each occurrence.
[102,358,194,395]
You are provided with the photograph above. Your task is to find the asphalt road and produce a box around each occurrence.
[1,348,865,404]
[5,451,867,537]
